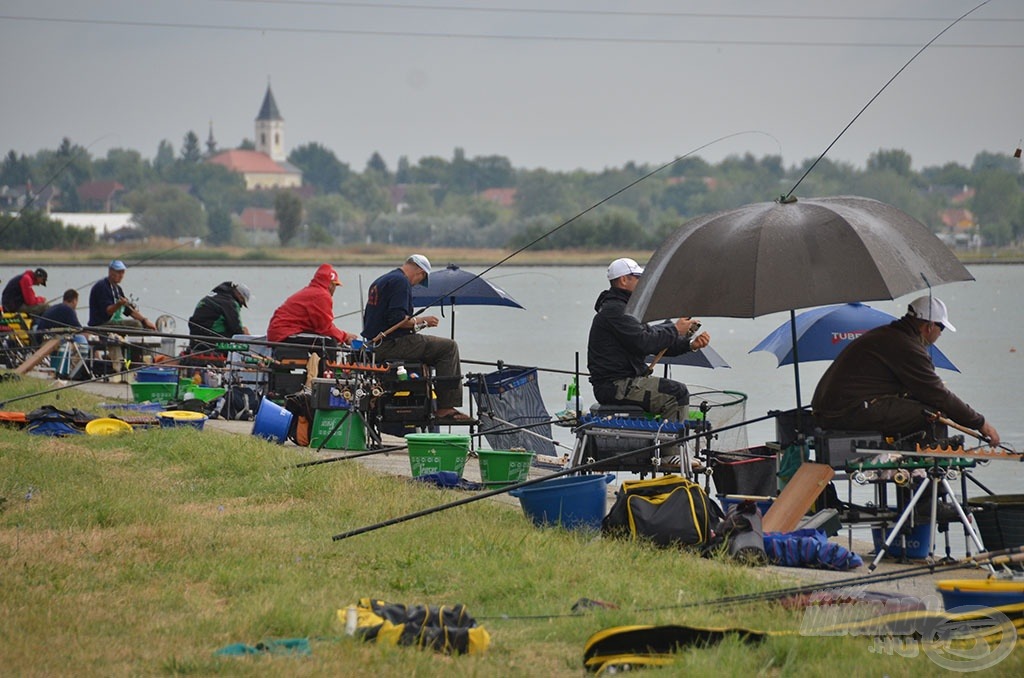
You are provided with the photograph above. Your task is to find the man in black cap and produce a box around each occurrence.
[2,267,49,316]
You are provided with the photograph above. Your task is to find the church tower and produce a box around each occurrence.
[255,83,285,162]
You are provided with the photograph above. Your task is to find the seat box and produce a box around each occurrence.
[817,431,883,469]
[311,378,354,410]
[310,409,365,451]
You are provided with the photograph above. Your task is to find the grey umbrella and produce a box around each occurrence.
[626,195,973,409]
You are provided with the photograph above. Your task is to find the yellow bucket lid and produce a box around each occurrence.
[86,418,134,435]
[159,410,207,421]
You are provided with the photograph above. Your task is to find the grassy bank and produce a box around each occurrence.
[0,376,1018,675]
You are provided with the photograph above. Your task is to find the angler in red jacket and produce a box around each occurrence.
[267,264,355,345]
[1,267,49,316]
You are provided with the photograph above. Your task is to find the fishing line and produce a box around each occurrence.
[783,0,994,201]
[410,129,783,316]
[0,134,114,240]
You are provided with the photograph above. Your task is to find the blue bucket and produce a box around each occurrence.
[136,367,178,383]
[509,474,614,531]
[872,523,932,559]
[251,397,293,444]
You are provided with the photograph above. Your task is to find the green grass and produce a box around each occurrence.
[1,374,1020,676]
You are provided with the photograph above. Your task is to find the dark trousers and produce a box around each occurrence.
[373,334,463,409]
[816,397,946,444]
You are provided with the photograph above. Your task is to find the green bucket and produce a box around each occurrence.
[405,433,470,478]
[477,449,535,486]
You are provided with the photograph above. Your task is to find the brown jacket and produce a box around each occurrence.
[811,317,984,430]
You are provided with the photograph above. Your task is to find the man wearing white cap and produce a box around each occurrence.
[588,257,711,422]
[363,254,469,422]
[812,295,1000,446]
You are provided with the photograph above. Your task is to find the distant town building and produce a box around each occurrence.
[206,84,302,190]
[76,180,125,212]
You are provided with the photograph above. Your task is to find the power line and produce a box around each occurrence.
[218,0,1022,23]
[1,13,1021,47]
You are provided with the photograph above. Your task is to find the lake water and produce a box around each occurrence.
[37,262,1023,495]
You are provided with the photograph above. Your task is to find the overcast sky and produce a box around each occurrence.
[2,1,1022,174]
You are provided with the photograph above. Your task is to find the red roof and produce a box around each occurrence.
[239,207,279,231]
[480,187,517,207]
[77,180,125,201]
[209,150,290,174]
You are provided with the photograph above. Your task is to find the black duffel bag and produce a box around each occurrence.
[602,475,723,548]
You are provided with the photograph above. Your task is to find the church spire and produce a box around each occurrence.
[255,82,286,162]
[206,120,217,155]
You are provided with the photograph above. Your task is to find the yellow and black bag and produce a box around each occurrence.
[602,475,722,547]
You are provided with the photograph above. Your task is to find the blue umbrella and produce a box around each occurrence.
[412,263,524,339]
[750,302,959,371]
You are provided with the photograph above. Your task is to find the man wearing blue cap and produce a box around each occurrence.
[88,260,155,330]
[88,260,155,380]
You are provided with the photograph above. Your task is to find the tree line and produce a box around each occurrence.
[2,135,1022,251]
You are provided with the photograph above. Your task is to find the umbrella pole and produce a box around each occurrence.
[789,310,802,411]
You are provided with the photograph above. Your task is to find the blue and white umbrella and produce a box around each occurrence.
[750,302,958,400]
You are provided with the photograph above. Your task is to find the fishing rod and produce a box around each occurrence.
[73,238,205,294]
[330,410,778,542]
[783,0,993,201]
[462,358,580,377]
[476,547,1024,622]
[0,135,112,240]
[289,444,408,469]
[665,548,1024,614]
[0,330,244,406]
[924,408,1019,455]
[402,130,781,318]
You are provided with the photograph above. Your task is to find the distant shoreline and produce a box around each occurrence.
[1,245,1021,267]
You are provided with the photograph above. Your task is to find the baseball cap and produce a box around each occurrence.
[907,295,955,332]
[34,267,47,285]
[109,260,127,271]
[233,282,252,307]
[315,263,341,287]
[407,254,431,287]
[606,257,644,280]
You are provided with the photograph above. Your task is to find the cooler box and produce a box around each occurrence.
[310,409,365,450]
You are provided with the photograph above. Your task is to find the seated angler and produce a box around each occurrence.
[363,254,470,423]
[267,264,355,347]
[2,267,49,317]
[587,258,711,422]
[187,281,252,357]
[812,295,1000,447]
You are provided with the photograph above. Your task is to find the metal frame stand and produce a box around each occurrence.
[868,459,990,572]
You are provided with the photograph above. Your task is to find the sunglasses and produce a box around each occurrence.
[935,322,945,332]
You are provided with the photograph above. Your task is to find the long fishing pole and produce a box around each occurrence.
[330,410,777,542]
[924,408,1019,455]
[404,130,781,317]
[476,547,1024,622]
[783,0,993,201]
[664,548,1024,614]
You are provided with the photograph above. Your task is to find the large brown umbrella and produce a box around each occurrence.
[625,195,973,410]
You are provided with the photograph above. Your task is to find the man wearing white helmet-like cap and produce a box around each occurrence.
[588,258,711,422]
[187,281,252,356]
[363,254,470,423]
[813,295,1000,446]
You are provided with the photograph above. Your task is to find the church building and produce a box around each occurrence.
[207,85,303,190]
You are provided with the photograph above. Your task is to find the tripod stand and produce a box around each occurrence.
[54,335,94,380]
[868,457,990,572]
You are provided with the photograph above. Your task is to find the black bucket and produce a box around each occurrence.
[967,494,1024,553]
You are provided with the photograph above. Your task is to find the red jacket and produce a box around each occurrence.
[266,265,352,344]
